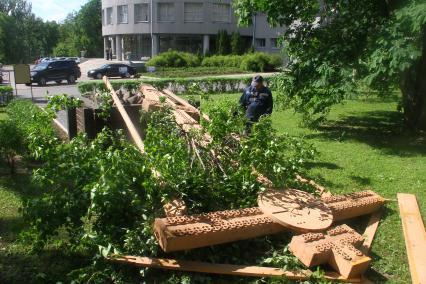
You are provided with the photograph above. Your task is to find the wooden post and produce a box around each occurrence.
[103,76,145,153]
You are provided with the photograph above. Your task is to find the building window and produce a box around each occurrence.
[184,3,203,22]
[106,7,113,25]
[255,38,266,48]
[212,3,230,22]
[135,3,149,22]
[102,9,105,26]
[118,5,128,24]
[158,3,175,22]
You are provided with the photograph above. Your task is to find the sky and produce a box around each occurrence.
[30,0,88,22]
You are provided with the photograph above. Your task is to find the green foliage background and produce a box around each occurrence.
[233,0,426,129]
[0,0,102,63]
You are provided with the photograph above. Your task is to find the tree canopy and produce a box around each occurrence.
[0,0,102,63]
[234,0,426,129]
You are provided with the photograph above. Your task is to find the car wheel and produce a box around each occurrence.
[96,73,103,79]
[67,75,76,84]
[38,77,46,86]
[55,80,62,84]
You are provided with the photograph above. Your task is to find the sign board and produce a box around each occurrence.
[147,66,156,73]
[14,64,31,84]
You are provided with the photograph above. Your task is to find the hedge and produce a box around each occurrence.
[145,51,283,72]
[78,75,274,95]
[145,51,201,68]
[0,86,14,106]
[201,55,244,68]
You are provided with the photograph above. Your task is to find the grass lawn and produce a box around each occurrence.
[201,93,426,283]
[0,95,425,283]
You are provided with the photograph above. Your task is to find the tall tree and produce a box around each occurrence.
[55,0,102,58]
[0,0,60,63]
[234,0,426,130]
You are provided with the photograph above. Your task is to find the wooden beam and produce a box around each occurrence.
[361,210,382,253]
[103,76,145,153]
[397,193,426,284]
[110,255,362,282]
[162,89,200,114]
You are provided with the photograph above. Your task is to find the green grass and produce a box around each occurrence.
[200,93,426,283]
[1,97,425,283]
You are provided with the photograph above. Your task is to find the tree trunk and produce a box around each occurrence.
[400,31,426,131]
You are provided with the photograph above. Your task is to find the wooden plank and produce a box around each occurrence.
[162,89,200,114]
[361,210,382,253]
[103,76,145,153]
[397,193,426,284]
[110,255,362,282]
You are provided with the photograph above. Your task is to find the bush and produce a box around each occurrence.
[6,100,57,160]
[146,50,201,67]
[201,55,243,68]
[216,30,231,55]
[231,32,245,55]
[240,52,283,72]
[0,86,13,106]
[0,119,23,174]
[78,75,268,95]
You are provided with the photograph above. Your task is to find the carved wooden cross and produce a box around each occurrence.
[289,224,371,278]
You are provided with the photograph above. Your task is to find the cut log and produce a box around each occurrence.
[397,193,426,284]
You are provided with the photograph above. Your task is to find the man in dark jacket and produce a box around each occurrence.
[239,75,273,134]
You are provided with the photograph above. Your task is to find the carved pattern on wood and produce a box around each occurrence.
[289,224,371,278]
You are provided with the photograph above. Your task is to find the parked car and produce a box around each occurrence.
[29,60,81,86]
[87,64,136,79]
[66,57,81,64]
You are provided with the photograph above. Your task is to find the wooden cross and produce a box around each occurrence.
[289,224,371,279]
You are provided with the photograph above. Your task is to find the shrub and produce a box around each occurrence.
[0,119,23,174]
[240,52,283,72]
[231,32,245,55]
[6,100,57,160]
[216,30,231,55]
[0,86,13,106]
[146,50,201,67]
[78,75,265,95]
[201,55,243,68]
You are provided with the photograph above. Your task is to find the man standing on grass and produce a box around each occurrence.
[239,75,273,135]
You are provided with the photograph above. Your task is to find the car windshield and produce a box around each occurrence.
[100,64,110,69]
[33,63,48,71]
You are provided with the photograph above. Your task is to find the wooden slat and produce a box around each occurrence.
[162,89,200,114]
[104,77,145,153]
[397,193,426,284]
[361,210,382,253]
[110,255,362,282]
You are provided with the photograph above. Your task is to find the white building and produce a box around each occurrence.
[102,0,283,60]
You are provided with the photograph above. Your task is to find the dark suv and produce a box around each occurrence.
[30,60,81,86]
